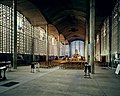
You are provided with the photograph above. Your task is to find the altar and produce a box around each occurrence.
[69,54,81,61]
[70,49,84,61]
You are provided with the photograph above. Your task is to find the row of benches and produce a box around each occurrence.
[30,61,88,71]
[39,61,60,68]
[0,60,90,80]
[59,62,86,69]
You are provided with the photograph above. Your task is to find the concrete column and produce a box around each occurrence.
[32,27,34,62]
[57,35,60,59]
[13,0,17,69]
[74,41,76,54]
[64,41,66,56]
[79,41,80,55]
[46,24,49,64]
[90,0,95,74]
[69,42,71,57]
[85,21,89,62]
[108,16,112,67]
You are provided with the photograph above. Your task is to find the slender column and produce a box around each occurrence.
[32,27,34,61]
[57,35,60,59]
[74,41,76,54]
[64,41,66,56]
[13,0,17,69]
[108,16,112,67]
[79,41,80,55]
[90,0,95,74]
[75,41,76,52]
[46,24,49,64]
[69,42,71,57]
[85,21,89,62]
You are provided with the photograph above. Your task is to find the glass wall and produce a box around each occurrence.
[0,4,13,53]
[0,4,34,55]
[17,12,33,54]
[101,17,109,56]
[71,40,85,56]
[65,45,69,56]
[0,3,64,61]
[112,1,120,59]
[49,35,58,56]
[34,27,46,55]
[60,42,64,56]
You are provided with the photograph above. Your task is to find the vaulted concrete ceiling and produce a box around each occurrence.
[0,0,117,43]
[30,0,88,42]
[29,0,116,42]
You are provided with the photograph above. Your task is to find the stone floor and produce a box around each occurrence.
[0,65,120,96]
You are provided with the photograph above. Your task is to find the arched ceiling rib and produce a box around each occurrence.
[0,0,47,27]
[49,10,86,25]
[48,24,59,41]
[17,0,47,27]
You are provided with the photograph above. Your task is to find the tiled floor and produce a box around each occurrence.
[0,65,120,96]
